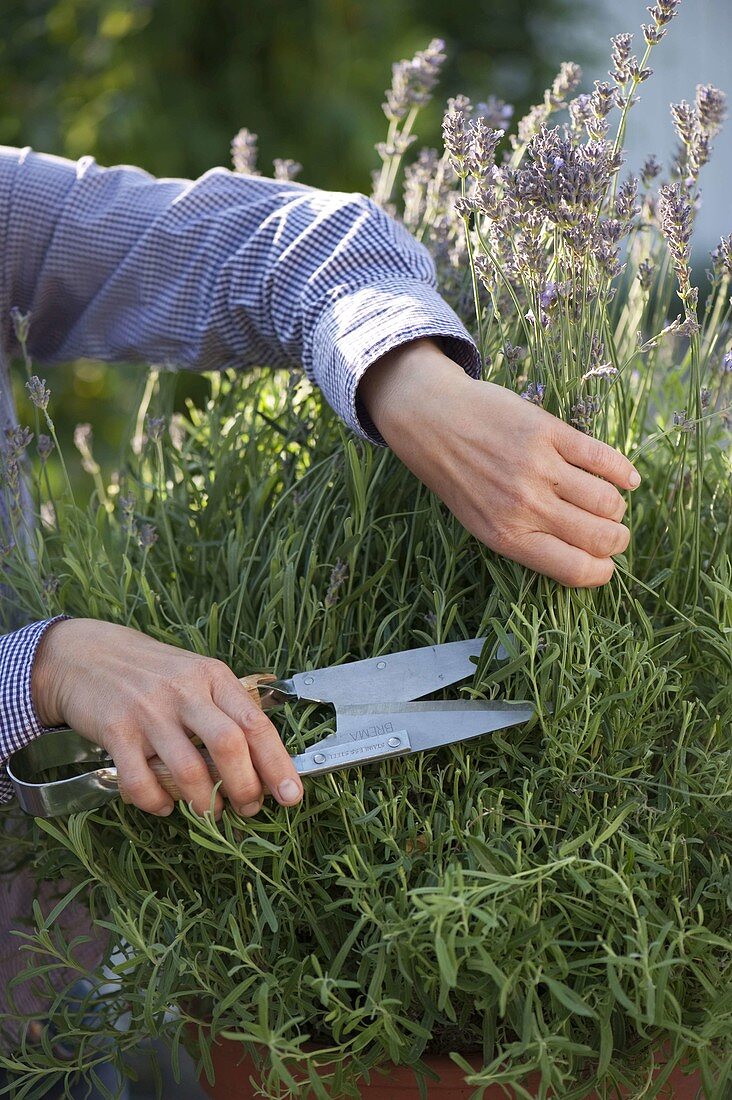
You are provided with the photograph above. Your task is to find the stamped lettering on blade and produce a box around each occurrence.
[348,721,395,742]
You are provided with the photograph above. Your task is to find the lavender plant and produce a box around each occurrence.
[1,5,731,1099]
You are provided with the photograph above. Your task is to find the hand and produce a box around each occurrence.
[31,619,303,818]
[358,339,640,588]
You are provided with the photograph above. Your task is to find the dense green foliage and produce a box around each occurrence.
[1,7,731,1099]
[2,357,731,1097]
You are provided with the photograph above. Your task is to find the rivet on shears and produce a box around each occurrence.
[387,737,401,748]
[376,661,386,670]
[312,752,326,764]
[304,675,315,685]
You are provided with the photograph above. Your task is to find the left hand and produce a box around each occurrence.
[357,338,639,588]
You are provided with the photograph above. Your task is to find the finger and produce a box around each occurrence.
[148,720,227,817]
[510,531,617,588]
[553,426,641,491]
[552,461,627,522]
[111,738,176,817]
[545,500,630,560]
[179,699,263,814]
[212,675,304,807]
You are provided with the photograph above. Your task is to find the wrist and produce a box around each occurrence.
[31,618,75,728]
[358,337,468,441]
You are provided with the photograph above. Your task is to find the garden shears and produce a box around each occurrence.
[7,636,535,818]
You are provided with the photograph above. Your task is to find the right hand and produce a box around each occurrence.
[31,618,304,819]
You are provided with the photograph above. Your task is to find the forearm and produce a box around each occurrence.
[0,146,480,445]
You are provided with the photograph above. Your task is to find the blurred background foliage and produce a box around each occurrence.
[4,0,601,498]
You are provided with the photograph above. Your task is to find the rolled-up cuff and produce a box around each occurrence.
[0,615,72,803]
[311,278,481,446]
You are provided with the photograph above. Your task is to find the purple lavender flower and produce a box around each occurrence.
[722,351,732,373]
[442,96,472,177]
[540,283,558,311]
[641,154,662,186]
[642,22,666,46]
[325,559,349,607]
[382,38,446,122]
[139,523,158,550]
[25,376,50,410]
[673,409,695,432]
[711,235,732,278]
[468,118,503,178]
[658,183,693,269]
[475,96,513,132]
[610,34,634,85]
[503,342,526,368]
[548,62,582,108]
[4,426,33,458]
[521,382,545,406]
[647,0,682,28]
[145,415,166,443]
[37,434,54,462]
[570,394,601,433]
[696,84,727,136]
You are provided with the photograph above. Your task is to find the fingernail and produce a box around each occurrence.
[629,471,641,488]
[278,779,301,803]
[238,800,262,816]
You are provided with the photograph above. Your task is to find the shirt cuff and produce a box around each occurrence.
[0,615,71,804]
[310,278,481,446]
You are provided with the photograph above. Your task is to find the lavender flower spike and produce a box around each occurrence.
[26,376,50,410]
[382,38,447,123]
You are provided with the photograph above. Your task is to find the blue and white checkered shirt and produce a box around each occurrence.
[0,146,479,803]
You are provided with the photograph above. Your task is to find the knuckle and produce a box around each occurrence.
[239,705,277,737]
[597,483,624,518]
[103,719,137,751]
[206,726,244,759]
[586,437,612,472]
[191,656,227,683]
[587,526,611,558]
[173,756,211,789]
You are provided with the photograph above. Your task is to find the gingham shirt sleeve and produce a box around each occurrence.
[0,145,480,446]
[0,616,71,803]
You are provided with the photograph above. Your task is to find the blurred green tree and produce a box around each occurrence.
[2,0,599,187]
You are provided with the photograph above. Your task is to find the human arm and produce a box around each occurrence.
[0,145,479,443]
